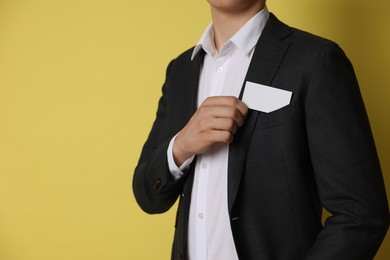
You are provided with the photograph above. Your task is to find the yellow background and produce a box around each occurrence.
[0,0,388,259]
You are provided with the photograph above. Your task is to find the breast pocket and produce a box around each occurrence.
[256,104,296,130]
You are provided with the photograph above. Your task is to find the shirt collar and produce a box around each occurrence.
[191,7,270,60]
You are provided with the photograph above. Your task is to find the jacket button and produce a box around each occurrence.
[153,178,161,189]
[178,251,183,259]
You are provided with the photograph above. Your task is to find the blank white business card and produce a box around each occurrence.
[242,81,292,113]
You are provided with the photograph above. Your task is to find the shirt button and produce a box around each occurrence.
[198,213,204,219]
[217,66,224,73]
[202,163,207,169]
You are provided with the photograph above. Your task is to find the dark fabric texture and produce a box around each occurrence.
[132,13,389,260]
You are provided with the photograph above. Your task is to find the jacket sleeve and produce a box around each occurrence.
[132,59,188,214]
[303,43,389,259]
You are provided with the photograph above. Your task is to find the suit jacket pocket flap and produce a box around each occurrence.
[258,104,295,129]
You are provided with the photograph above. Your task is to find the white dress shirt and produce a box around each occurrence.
[167,8,269,260]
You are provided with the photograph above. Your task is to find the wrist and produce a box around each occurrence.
[173,135,192,166]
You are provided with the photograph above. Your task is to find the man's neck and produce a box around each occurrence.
[210,2,265,52]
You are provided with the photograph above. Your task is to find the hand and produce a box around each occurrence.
[173,96,248,165]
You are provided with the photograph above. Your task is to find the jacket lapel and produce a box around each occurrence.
[190,50,205,113]
[228,13,293,214]
[172,49,205,136]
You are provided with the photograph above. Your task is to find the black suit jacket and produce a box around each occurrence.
[133,14,389,260]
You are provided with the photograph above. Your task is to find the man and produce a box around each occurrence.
[133,0,389,259]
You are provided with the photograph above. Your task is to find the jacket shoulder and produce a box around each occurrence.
[268,13,338,52]
[290,27,337,50]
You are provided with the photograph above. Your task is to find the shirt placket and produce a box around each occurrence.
[195,49,230,260]
[209,51,230,96]
[195,151,210,260]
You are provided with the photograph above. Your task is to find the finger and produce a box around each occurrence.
[203,96,248,118]
[202,130,233,144]
[235,100,248,118]
[200,118,237,134]
[202,96,238,107]
[198,105,244,127]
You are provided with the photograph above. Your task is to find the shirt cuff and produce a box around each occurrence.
[167,135,195,180]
